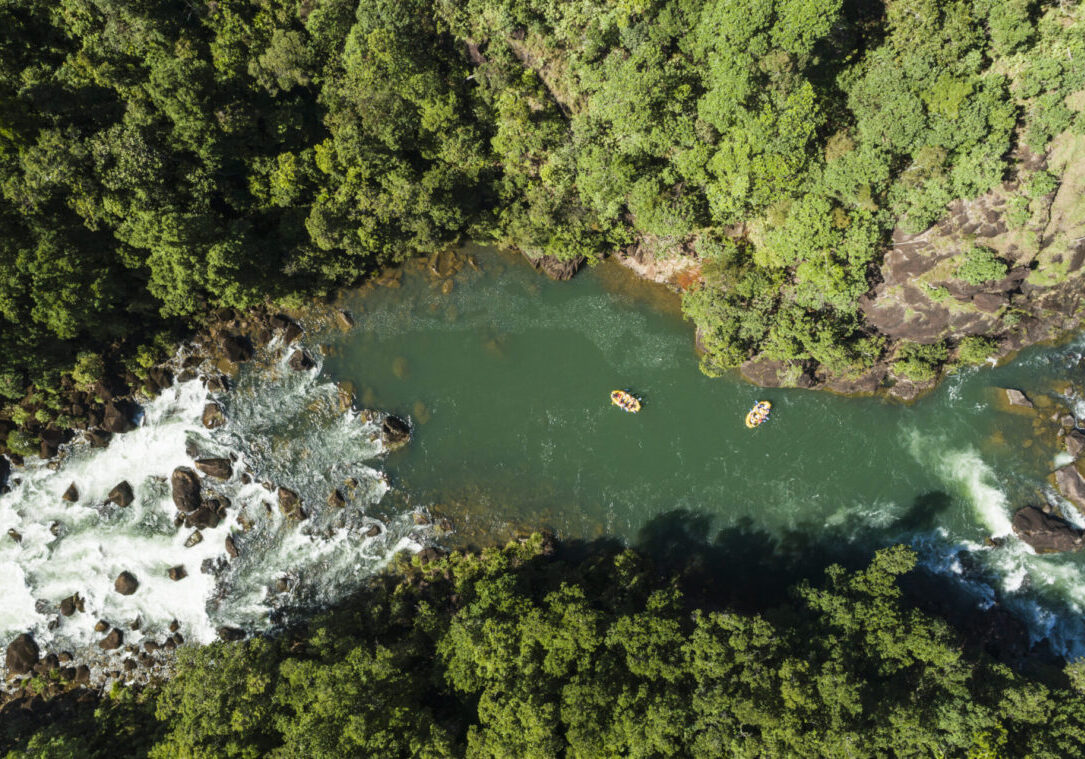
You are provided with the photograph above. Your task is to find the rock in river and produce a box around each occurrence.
[195,458,233,480]
[1003,388,1034,408]
[5,633,39,675]
[201,402,226,429]
[287,349,315,371]
[107,481,134,508]
[1012,506,1085,553]
[172,467,202,513]
[168,565,187,581]
[114,571,139,595]
[278,487,305,520]
[62,482,79,502]
[1055,465,1085,511]
[98,628,123,650]
[381,415,411,452]
[1067,429,1085,460]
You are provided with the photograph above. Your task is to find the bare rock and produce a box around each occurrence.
[1056,466,1085,511]
[62,483,79,502]
[220,334,253,363]
[1067,429,1085,460]
[380,415,411,452]
[102,401,136,434]
[195,458,232,480]
[287,349,315,371]
[5,633,39,675]
[1012,506,1085,552]
[1003,389,1034,408]
[278,487,305,520]
[114,571,139,595]
[107,481,135,508]
[201,402,226,429]
[171,467,202,512]
[98,628,123,650]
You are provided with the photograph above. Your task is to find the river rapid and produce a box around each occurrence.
[4,245,1085,674]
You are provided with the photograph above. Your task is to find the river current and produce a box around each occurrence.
[3,246,1085,667]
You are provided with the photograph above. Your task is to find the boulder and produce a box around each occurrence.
[5,633,39,675]
[1055,465,1085,511]
[7,528,21,543]
[220,334,253,363]
[168,565,187,581]
[217,626,246,642]
[171,467,202,512]
[1003,388,1033,408]
[269,313,293,331]
[1067,429,1085,460]
[224,535,239,558]
[114,571,139,595]
[184,503,222,530]
[327,489,346,509]
[184,530,204,548]
[283,321,303,344]
[61,483,79,502]
[287,349,315,371]
[277,487,305,520]
[74,664,91,684]
[102,401,135,434]
[335,310,355,330]
[195,458,232,480]
[201,402,226,429]
[86,428,112,447]
[59,593,82,617]
[1012,505,1085,552]
[107,481,135,508]
[380,415,411,451]
[94,620,109,633]
[364,524,382,537]
[98,628,123,650]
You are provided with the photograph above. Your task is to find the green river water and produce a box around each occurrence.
[324,246,1085,654]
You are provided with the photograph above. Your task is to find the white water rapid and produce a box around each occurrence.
[0,342,428,671]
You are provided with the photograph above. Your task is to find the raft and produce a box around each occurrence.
[610,389,642,413]
[745,400,771,428]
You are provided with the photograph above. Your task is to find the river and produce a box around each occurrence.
[3,246,1085,669]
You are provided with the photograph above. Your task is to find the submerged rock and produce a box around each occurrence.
[107,481,135,508]
[381,415,411,452]
[1003,388,1034,408]
[1012,505,1085,552]
[195,458,232,480]
[201,402,226,429]
[5,633,39,675]
[171,467,202,513]
[114,571,139,595]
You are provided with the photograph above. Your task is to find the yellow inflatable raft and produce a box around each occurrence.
[745,400,771,428]
[610,389,642,413]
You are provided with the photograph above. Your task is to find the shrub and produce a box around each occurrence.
[893,340,949,382]
[957,335,998,365]
[1006,196,1031,228]
[70,352,105,391]
[955,246,1009,285]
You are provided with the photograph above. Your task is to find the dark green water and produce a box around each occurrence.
[323,247,1085,654]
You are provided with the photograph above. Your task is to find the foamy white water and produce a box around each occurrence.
[0,344,426,663]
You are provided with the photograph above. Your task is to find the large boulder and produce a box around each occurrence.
[114,571,139,595]
[62,482,79,502]
[1012,506,1085,553]
[287,350,315,371]
[1055,465,1085,511]
[195,458,232,480]
[201,402,226,429]
[277,487,305,520]
[5,633,39,675]
[107,481,134,508]
[101,401,135,434]
[380,415,411,452]
[171,467,202,513]
[220,334,254,363]
[98,628,123,650]
[1003,388,1034,408]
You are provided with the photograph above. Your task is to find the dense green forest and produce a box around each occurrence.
[4,535,1085,758]
[1,0,1083,432]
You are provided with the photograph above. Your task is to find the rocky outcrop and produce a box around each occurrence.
[1055,465,1085,511]
[287,349,315,371]
[277,487,304,520]
[524,252,584,280]
[220,334,254,363]
[5,633,39,675]
[107,481,134,508]
[101,401,136,434]
[195,458,232,480]
[1012,505,1085,553]
[61,483,79,502]
[171,467,201,512]
[1004,389,1034,408]
[201,402,226,429]
[380,415,411,452]
[114,571,139,595]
